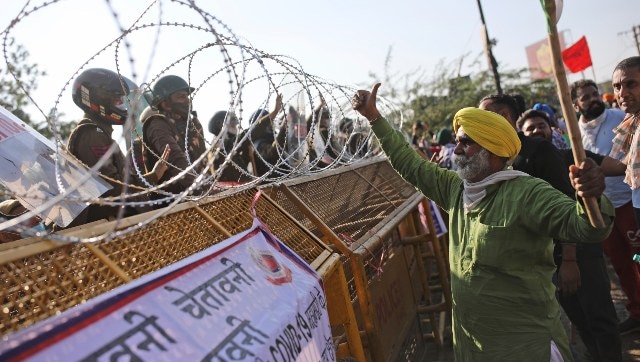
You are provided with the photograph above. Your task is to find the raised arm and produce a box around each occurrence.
[351,83,459,209]
[351,83,382,123]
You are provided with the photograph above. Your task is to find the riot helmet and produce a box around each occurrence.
[72,68,132,125]
[147,75,194,107]
[209,111,239,136]
[249,109,269,124]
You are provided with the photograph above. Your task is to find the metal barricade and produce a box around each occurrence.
[262,159,452,361]
[0,188,365,361]
[0,159,452,362]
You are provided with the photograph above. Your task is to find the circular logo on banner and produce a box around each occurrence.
[248,246,292,285]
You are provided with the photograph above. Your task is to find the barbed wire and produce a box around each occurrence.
[0,0,404,243]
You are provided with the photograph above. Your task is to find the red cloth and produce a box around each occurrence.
[562,36,592,73]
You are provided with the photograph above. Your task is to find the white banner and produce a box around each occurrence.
[0,106,110,227]
[419,200,448,238]
[429,200,448,237]
[0,221,335,361]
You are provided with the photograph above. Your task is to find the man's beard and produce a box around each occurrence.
[581,100,605,120]
[455,148,491,181]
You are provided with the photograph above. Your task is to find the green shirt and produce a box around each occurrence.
[372,117,614,361]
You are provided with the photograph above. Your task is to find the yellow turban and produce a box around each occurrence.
[452,107,521,161]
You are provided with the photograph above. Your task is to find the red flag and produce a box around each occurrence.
[561,36,592,73]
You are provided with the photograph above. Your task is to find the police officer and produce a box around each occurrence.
[208,111,253,184]
[142,75,207,206]
[68,68,169,225]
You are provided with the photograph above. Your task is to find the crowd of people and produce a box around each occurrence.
[352,56,640,361]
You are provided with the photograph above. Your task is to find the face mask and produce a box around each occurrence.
[168,99,191,120]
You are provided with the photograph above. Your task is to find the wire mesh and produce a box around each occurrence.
[1,244,127,336]
[264,160,421,308]
[0,185,339,338]
[268,160,416,245]
[0,159,434,362]
[98,206,226,279]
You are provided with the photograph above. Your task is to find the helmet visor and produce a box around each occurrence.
[112,95,128,112]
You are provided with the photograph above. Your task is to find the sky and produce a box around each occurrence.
[1,0,639,137]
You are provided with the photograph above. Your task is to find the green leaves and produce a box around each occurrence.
[0,39,72,140]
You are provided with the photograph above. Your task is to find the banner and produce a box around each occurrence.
[562,36,593,73]
[429,200,448,238]
[418,200,448,238]
[0,221,335,361]
[0,106,110,227]
[525,31,567,80]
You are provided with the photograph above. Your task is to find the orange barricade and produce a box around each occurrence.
[262,159,452,361]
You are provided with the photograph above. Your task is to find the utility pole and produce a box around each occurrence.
[476,0,502,94]
[618,25,640,56]
[634,25,640,55]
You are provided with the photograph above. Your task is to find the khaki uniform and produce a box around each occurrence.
[142,113,206,204]
[251,116,287,177]
[67,117,126,225]
[67,116,156,226]
[213,131,253,183]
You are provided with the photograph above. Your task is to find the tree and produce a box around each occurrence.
[369,49,560,135]
[0,39,73,140]
[0,39,43,123]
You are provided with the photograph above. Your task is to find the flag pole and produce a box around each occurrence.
[542,0,605,228]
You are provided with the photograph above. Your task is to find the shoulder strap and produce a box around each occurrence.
[141,113,174,139]
[67,119,103,155]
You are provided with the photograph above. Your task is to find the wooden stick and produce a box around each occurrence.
[543,0,605,228]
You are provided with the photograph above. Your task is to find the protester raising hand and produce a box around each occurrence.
[351,82,381,123]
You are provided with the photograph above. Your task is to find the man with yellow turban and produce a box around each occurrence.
[351,83,614,362]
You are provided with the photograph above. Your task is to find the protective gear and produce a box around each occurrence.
[453,107,521,162]
[0,199,45,243]
[209,111,238,136]
[227,123,238,135]
[169,100,191,120]
[72,68,131,125]
[147,75,194,107]
[249,109,269,124]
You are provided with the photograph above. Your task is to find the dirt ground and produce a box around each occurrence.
[605,262,640,361]
[422,260,640,361]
